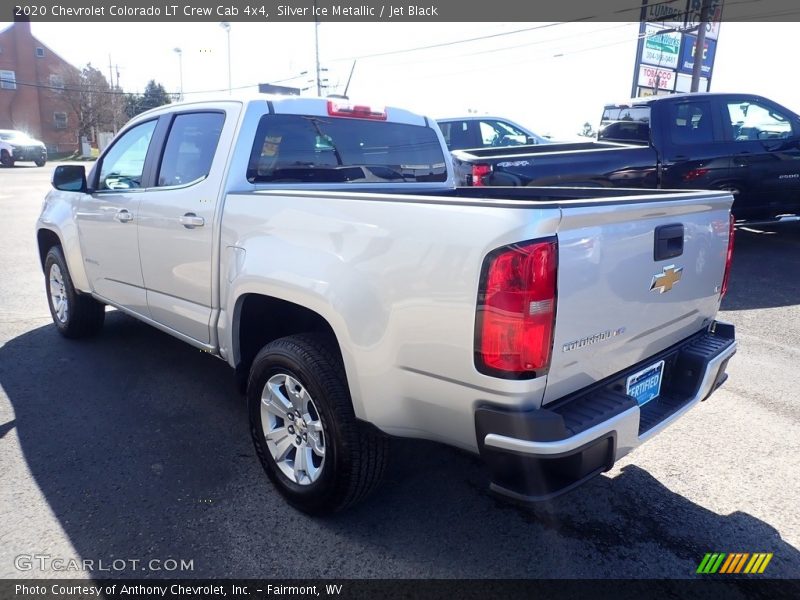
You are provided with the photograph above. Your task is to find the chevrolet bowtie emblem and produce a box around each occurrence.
[650,265,683,294]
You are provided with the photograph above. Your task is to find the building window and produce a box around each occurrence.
[49,74,64,89]
[36,47,45,58]
[54,112,68,129]
[0,70,16,90]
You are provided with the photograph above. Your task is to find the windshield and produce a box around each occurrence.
[247,114,448,184]
[0,131,34,142]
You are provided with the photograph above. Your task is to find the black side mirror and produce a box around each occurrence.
[52,165,87,192]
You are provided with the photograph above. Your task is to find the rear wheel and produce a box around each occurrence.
[44,246,105,338]
[248,333,388,514]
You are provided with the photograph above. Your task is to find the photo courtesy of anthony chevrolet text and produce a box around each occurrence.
[0,0,799,599]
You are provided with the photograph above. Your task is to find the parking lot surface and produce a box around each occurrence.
[1,165,798,580]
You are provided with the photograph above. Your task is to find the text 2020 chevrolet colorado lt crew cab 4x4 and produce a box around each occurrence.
[452,93,800,224]
[36,96,737,513]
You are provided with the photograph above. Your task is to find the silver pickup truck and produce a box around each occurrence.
[36,96,737,513]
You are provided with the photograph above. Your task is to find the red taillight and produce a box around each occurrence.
[327,100,387,120]
[720,213,735,299]
[471,163,492,186]
[475,239,558,377]
[683,167,710,181]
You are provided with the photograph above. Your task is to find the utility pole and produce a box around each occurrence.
[313,0,322,96]
[220,22,232,95]
[173,47,184,101]
[690,0,711,92]
[108,55,117,134]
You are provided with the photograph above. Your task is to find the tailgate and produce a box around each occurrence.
[542,191,733,405]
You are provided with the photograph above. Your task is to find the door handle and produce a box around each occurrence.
[114,209,133,223]
[179,213,205,229]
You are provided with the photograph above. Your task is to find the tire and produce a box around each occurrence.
[0,151,14,168]
[248,333,388,514]
[44,246,105,338]
[35,159,46,167]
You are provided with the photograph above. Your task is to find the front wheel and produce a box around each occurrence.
[0,151,14,168]
[35,159,46,167]
[44,246,105,338]
[247,334,388,514]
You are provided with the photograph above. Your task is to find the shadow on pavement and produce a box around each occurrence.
[1,313,798,579]
[722,224,800,311]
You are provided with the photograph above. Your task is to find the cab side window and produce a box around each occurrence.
[441,121,476,150]
[668,101,716,145]
[726,101,794,142]
[157,112,225,187]
[482,120,531,146]
[97,120,157,190]
[478,121,502,146]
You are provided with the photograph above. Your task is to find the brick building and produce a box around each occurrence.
[0,19,79,153]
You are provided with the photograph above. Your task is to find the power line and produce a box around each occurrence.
[324,0,713,64]
[358,23,637,70]
[343,4,800,81]
[327,22,573,62]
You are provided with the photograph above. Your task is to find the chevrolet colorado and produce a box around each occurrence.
[36,96,736,513]
[451,92,800,224]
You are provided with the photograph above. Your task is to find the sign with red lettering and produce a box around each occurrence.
[637,65,676,91]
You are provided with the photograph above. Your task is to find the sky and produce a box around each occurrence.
[4,20,798,139]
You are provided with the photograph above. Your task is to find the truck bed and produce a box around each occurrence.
[450,144,659,188]
[451,140,634,158]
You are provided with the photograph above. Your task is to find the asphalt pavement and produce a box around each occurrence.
[0,165,798,581]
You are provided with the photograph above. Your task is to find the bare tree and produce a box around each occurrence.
[578,122,596,137]
[55,64,118,147]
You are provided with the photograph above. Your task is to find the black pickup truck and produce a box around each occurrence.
[451,93,800,223]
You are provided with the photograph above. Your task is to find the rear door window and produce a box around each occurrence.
[157,112,225,187]
[248,115,447,183]
[667,101,718,145]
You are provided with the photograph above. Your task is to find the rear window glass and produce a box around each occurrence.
[601,106,650,123]
[247,114,448,184]
[598,121,650,142]
[599,106,651,142]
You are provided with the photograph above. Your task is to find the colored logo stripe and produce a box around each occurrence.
[719,553,748,573]
[745,553,773,574]
[697,553,726,574]
[698,553,773,574]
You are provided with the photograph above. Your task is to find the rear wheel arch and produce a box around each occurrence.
[232,293,352,397]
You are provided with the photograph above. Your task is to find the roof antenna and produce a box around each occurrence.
[342,60,357,99]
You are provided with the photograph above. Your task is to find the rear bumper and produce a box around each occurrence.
[475,321,736,502]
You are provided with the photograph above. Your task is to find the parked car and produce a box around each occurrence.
[436,116,551,151]
[451,93,800,224]
[37,95,736,513]
[0,129,47,167]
